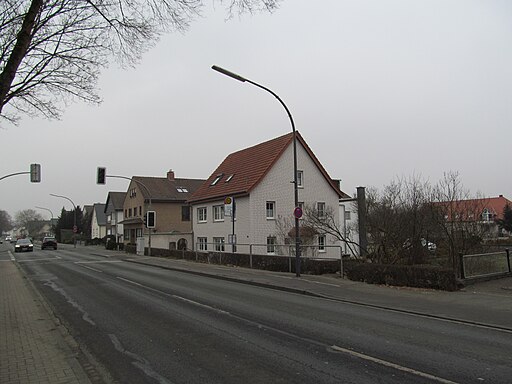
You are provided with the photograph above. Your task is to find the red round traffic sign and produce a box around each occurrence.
[293,206,303,219]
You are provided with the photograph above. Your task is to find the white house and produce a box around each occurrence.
[104,192,125,243]
[91,203,107,239]
[188,132,345,258]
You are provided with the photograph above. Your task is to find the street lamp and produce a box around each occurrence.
[35,206,54,235]
[50,193,77,248]
[211,65,302,277]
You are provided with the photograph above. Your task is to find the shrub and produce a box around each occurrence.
[345,262,458,291]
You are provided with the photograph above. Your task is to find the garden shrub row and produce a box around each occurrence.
[344,261,458,291]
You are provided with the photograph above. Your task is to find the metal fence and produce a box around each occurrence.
[195,242,345,276]
[460,249,511,279]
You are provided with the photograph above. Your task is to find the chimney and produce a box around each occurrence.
[167,170,175,181]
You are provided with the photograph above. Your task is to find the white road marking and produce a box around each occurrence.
[75,260,123,264]
[79,264,103,273]
[330,345,459,384]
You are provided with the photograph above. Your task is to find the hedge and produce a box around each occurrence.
[344,261,458,291]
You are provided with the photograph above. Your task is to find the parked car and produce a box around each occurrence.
[41,236,58,250]
[14,238,34,252]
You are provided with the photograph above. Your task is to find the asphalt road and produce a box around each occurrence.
[6,243,512,384]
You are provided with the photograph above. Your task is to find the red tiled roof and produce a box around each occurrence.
[434,195,512,221]
[189,132,344,203]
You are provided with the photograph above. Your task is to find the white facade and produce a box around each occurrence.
[192,143,341,258]
[91,209,106,239]
[339,199,360,257]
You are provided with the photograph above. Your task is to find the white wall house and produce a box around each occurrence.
[104,192,125,243]
[189,132,346,259]
[91,203,107,239]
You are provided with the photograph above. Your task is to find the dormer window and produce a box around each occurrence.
[225,174,234,183]
[211,174,223,186]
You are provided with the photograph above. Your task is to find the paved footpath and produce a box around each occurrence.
[0,259,92,384]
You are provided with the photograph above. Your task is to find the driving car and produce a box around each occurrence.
[41,236,58,250]
[14,238,34,252]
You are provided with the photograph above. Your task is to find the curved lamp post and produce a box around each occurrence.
[35,206,54,235]
[211,65,301,277]
[50,193,77,248]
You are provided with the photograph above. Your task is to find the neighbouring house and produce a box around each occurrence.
[434,195,512,238]
[188,132,346,258]
[104,192,125,244]
[91,203,107,239]
[120,170,205,251]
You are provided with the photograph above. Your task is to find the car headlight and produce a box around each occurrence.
[29,244,33,247]
[15,245,20,248]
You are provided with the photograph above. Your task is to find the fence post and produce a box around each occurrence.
[506,249,511,273]
[459,252,465,279]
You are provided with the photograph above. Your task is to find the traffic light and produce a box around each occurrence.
[30,163,41,183]
[146,211,156,228]
[97,167,106,184]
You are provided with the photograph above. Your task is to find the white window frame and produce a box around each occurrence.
[297,170,304,188]
[317,202,326,218]
[213,237,225,252]
[266,201,276,220]
[198,237,207,251]
[267,236,277,254]
[197,207,207,223]
[318,235,326,252]
[213,205,225,222]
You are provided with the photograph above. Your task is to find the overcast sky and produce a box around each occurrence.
[1,0,511,220]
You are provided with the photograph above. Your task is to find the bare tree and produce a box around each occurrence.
[14,208,44,236]
[0,210,13,233]
[0,0,279,123]
[301,203,360,258]
[365,175,437,265]
[431,171,490,272]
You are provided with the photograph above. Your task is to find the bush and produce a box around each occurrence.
[345,262,458,291]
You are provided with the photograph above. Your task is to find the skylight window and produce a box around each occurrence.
[225,174,234,183]
[211,174,223,186]
[176,187,188,193]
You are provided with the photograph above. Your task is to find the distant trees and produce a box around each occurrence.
[14,208,44,237]
[0,0,279,124]
[54,206,83,242]
[364,172,490,271]
[498,204,512,234]
[0,210,13,233]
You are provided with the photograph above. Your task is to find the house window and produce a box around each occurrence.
[107,214,111,224]
[225,174,234,182]
[128,208,132,217]
[211,174,223,186]
[266,201,275,219]
[197,207,207,223]
[125,209,127,217]
[213,205,224,222]
[344,211,351,221]
[317,202,326,218]
[139,206,142,216]
[213,237,225,252]
[182,206,191,221]
[136,228,143,237]
[298,202,304,219]
[198,237,207,251]
[267,236,277,254]
[318,235,326,252]
[297,170,304,188]
[482,208,493,222]
[176,187,189,193]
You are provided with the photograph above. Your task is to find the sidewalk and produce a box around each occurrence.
[0,259,93,384]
